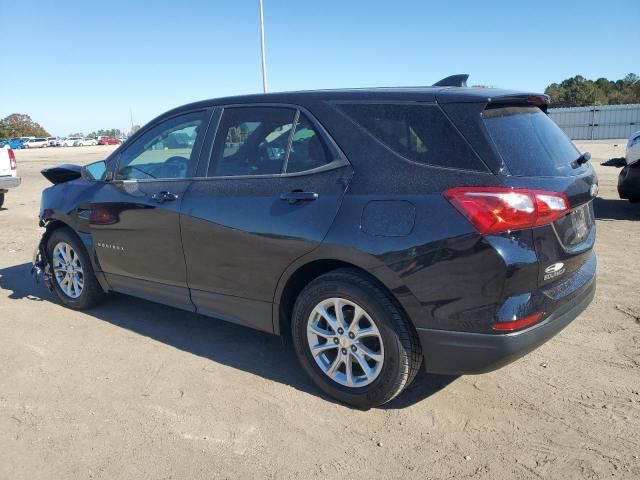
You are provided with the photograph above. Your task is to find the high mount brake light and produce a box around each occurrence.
[444,187,570,235]
[8,149,17,170]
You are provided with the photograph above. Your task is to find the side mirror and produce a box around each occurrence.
[82,160,108,181]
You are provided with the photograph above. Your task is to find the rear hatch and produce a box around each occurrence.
[480,104,597,288]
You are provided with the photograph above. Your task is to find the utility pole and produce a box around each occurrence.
[259,0,268,93]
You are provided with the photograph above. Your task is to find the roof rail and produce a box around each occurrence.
[432,74,469,88]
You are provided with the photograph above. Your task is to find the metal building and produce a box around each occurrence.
[548,104,640,140]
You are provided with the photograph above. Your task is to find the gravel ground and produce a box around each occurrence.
[0,142,638,479]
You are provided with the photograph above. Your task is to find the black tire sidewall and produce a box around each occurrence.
[292,276,409,408]
[46,228,103,309]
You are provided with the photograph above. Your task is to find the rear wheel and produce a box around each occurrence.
[47,228,106,309]
[0,192,4,209]
[291,269,422,408]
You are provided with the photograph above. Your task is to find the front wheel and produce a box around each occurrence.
[46,227,107,309]
[0,192,4,209]
[291,269,422,408]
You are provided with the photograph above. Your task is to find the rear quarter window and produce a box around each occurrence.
[482,106,585,177]
[338,103,486,171]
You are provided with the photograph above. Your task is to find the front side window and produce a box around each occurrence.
[209,107,296,177]
[339,103,484,171]
[116,111,204,180]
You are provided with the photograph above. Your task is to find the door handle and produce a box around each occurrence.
[279,191,319,204]
[151,191,179,203]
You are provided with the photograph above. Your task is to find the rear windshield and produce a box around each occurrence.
[339,103,486,171]
[482,106,585,177]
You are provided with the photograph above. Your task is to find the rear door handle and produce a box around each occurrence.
[151,191,179,203]
[279,191,319,204]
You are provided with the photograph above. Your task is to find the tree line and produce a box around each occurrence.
[0,113,141,139]
[0,113,50,138]
[3,75,639,138]
[544,73,640,107]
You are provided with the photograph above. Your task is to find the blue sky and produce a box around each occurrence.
[3,0,638,136]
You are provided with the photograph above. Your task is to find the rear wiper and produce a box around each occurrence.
[571,151,591,169]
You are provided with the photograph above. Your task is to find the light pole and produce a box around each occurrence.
[259,0,268,93]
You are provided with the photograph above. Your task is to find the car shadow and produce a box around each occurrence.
[593,197,640,221]
[0,262,456,409]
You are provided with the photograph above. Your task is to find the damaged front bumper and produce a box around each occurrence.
[32,233,53,291]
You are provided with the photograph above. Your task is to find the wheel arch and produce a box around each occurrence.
[40,218,110,293]
[272,253,422,338]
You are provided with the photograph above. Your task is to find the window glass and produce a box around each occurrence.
[116,111,204,180]
[209,107,296,177]
[285,114,331,173]
[339,103,484,170]
[482,106,584,177]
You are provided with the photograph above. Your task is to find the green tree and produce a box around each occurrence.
[0,113,50,138]
[545,74,640,107]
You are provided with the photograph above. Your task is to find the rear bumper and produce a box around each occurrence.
[417,276,596,375]
[0,176,21,191]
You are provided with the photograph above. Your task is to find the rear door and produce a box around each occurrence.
[180,105,352,332]
[480,105,597,285]
[89,109,210,309]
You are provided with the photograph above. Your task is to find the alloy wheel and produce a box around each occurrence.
[307,297,384,388]
[52,242,84,299]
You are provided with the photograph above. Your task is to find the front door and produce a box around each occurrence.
[90,110,209,309]
[180,106,352,331]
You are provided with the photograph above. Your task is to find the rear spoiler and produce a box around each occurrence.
[485,94,550,113]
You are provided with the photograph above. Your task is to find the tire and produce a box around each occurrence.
[46,227,106,310]
[0,192,4,209]
[291,268,422,408]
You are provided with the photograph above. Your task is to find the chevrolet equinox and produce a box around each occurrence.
[34,77,597,408]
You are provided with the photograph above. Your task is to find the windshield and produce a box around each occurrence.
[483,106,586,177]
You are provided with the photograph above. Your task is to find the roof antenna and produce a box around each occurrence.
[433,74,469,87]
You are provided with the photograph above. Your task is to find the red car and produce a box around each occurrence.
[97,137,122,146]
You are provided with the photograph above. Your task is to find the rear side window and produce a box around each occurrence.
[482,106,584,177]
[210,107,296,177]
[285,113,331,173]
[339,103,485,171]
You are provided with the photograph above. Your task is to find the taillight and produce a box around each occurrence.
[493,312,544,332]
[444,187,570,234]
[8,149,17,170]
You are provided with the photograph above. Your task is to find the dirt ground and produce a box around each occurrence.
[1,142,638,479]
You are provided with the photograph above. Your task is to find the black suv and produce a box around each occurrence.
[35,79,597,408]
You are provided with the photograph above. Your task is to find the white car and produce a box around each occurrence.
[74,138,98,146]
[59,137,82,147]
[0,148,21,208]
[47,137,59,147]
[24,138,48,148]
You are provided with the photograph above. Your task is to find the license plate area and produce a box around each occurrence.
[553,202,594,248]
